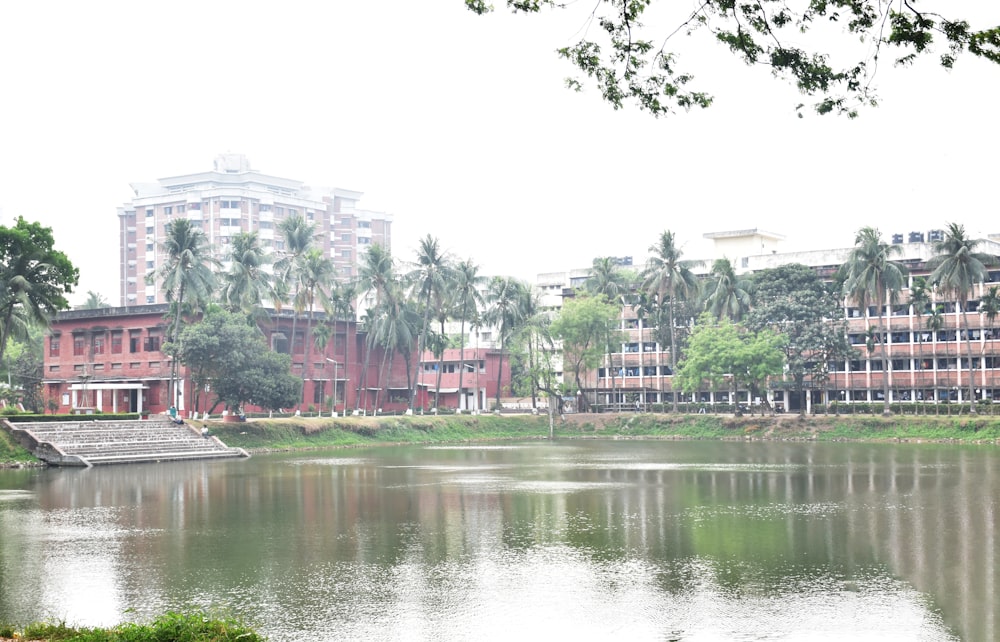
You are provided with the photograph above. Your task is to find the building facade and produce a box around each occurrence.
[42,306,511,417]
[118,154,391,306]
[544,231,1000,412]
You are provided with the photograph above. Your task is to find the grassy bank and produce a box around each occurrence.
[4,413,1000,467]
[0,612,262,641]
[200,412,1000,453]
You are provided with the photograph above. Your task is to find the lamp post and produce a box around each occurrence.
[325,358,340,417]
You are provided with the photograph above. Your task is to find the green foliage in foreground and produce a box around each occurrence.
[1,611,263,641]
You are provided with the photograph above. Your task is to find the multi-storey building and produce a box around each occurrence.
[42,306,511,417]
[117,154,391,306]
[543,229,1000,412]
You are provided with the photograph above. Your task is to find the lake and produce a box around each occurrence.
[0,439,995,641]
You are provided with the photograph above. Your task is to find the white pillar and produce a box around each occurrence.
[71,389,78,411]
[96,389,103,412]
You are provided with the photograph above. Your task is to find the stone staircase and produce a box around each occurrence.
[5,417,249,467]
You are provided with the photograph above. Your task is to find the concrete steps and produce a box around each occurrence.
[7,418,249,467]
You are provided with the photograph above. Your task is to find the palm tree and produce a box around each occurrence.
[329,280,359,415]
[641,230,699,412]
[586,257,629,410]
[408,236,450,412]
[80,291,110,310]
[704,258,753,322]
[356,244,398,411]
[909,277,931,408]
[220,231,273,317]
[453,259,485,412]
[925,305,945,404]
[296,248,335,407]
[841,227,907,414]
[151,218,219,407]
[275,214,317,369]
[311,321,333,413]
[485,276,528,411]
[927,222,996,413]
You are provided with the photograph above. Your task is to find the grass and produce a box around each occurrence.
[0,426,36,465]
[1,612,263,641]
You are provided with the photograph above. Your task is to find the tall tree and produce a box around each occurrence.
[704,258,753,322]
[550,295,622,412]
[467,1,1000,118]
[925,304,946,398]
[328,279,359,416]
[586,256,630,409]
[641,230,699,412]
[220,231,273,317]
[453,259,485,412]
[80,291,110,310]
[927,223,996,413]
[296,248,335,407]
[408,236,450,411]
[840,227,907,414]
[151,217,218,408]
[274,214,317,367]
[356,244,397,411]
[909,276,931,406]
[485,276,528,410]
[746,263,852,415]
[0,217,78,366]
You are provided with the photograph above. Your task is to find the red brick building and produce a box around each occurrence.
[43,306,511,417]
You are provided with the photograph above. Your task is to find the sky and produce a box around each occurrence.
[1,1,997,305]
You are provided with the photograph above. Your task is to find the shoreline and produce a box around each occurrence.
[4,413,1000,467]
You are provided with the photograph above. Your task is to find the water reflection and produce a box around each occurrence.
[0,441,993,640]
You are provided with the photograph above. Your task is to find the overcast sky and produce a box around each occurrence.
[1,1,997,304]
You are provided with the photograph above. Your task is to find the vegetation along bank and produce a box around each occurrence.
[5,413,1000,467]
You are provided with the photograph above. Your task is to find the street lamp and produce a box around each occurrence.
[325,358,341,417]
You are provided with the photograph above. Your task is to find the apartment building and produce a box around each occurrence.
[118,154,391,306]
[543,230,1000,412]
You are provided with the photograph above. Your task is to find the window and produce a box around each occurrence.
[177,204,186,213]
[341,233,352,242]
[146,295,155,304]
[341,249,352,258]
[92,336,105,355]
[49,337,60,356]
[643,366,658,376]
[259,204,271,212]
[358,237,371,245]
[111,333,122,354]
[288,208,298,216]
[129,362,141,369]
[890,332,911,344]
[111,363,122,370]
[144,335,161,352]
[624,367,639,377]
[624,343,639,353]
[220,200,241,209]
[164,206,172,215]
[48,365,60,372]
[259,221,273,230]
[624,319,639,329]
[891,359,910,371]
[358,221,371,229]
[642,342,657,352]
[73,337,85,356]
[145,209,154,218]
[313,381,326,404]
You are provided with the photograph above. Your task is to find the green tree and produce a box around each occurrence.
[408,236,451,411]
[585,256,631,407]
[80,290,110,310]
[550,295,622,412]
[176,310,301,414]
[925,304,946,397]
[746,263,852,415]
[909,276,932,408]
[275,214,317,366]
[220,231,273,317]
[356,243,399,411]
[704,258,753,322]
[641,230,700,412]
[840,226,907,414]
[927,222,996,412]
[453,259,485,412]
[484,276,529,409]
[149,217,218,407]
[295,248,335,406]
[674,316,785,413]
[0,217,78,366]
[466,1,1000,117]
